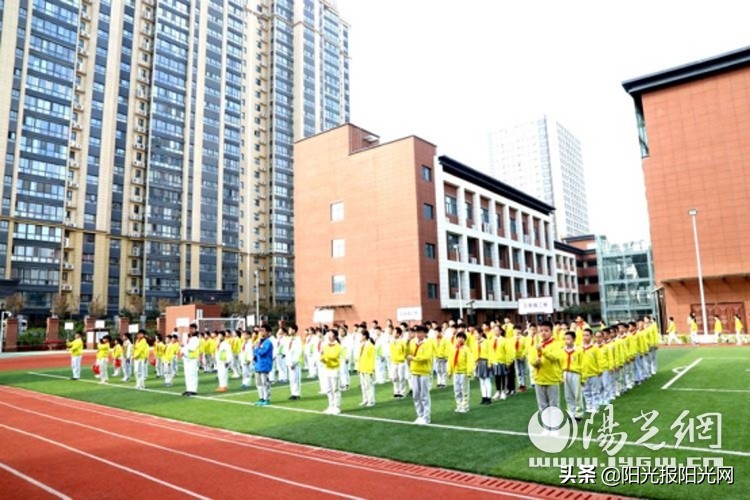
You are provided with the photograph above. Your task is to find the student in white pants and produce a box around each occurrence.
[390,328,407,398]
[216,333,232,392]
[320,330,342,415]
[96,335,111,384]
[66,333,83,380]
[240,332,254,389]
[286,325,303,399]
[121,335,133,382]
[132,330,149,390]
[357,330,376,406]
[182,326,201,396]
[408,326,433,425]
[338,328,351,391]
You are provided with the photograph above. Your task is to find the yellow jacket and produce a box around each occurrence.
[199,338,207,354]
[562,346,583,374]
[476,339,492,362]
[206,339,217,355]
[408,339,434,376]
[67,338,83,357]
[96,342,110,360]
[667,321,676,334]
[581,344,600,381]
[390,339,407,363]
[512,335,528,360]
[714,319,723,334]
[232,336,242,355]
[736,318,744,333]
[163,342,179,362]
[357,342,376,374]
[448,344,474,375]
[321,342,342,369]
[596,343,610,371]
[133,338,149,361]
[436,338,451,359]
[615,337,626,367]
[626,334,638,360]
[636,330,649,355]
[154,341,166,358]
[112,344,123,360]
[527,338,563,385]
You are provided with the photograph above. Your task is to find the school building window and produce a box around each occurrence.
[445,195,457,216]
[422,203,434,220]
[332,275,346,294]
[427,283,438,299]
[332,238,345,258]
[330,201,344,222]
[425,242,436,259]
[421,165,432,182]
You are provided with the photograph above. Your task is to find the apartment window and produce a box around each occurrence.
[422,203,434,220]
[330,201,344,222]
[421,165,432,182]
[465,201,473,220]
[445,195,457,216]
[332,275,346,294]
[425,243,436,259]
[427,283,438,299]
[331,238,345,258]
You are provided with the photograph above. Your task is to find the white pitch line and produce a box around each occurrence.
[0,461,72,500]
[0,400,362,500]
[21,371,750,458]
[669,387,750,394]
[662,358,702,390]
[0,424,209,499]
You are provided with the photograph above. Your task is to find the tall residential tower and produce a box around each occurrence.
[0,0,349,320]
[488,116,590,239]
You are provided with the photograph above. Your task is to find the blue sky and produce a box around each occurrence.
[342,0,750,243]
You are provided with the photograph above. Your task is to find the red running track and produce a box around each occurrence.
[0,386,628,500]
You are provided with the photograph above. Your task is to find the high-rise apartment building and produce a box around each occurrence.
[0,0,349,320]
[488,116,590,239]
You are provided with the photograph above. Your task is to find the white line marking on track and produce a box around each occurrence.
[0,424,209,499]
[662,358,702,390]
[669,387,750,394]
[0,461,72,500]
[21,371,750,458]
[0,387,529,498]
[0,400,362,500]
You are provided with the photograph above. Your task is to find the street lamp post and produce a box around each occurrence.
[688,209,709,340]
[254,270,260,326]
[453,243,463,321]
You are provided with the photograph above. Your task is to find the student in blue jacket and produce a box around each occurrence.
[253,325,274,406]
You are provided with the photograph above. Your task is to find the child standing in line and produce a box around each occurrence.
[121,334,133,382]
[581,329,601,414]
[389,327,407,398]
[562,331,583,421]
[162,334,178,387]
[216,331,232,393]
[357,330,376,407]
[154,335,166,378]
[132,330,149,390]
[66,332,84,380]
[475,332,493,405]
[448,332,474,413]
[111,338,123,378]
[96,335,111,384]
[241,330,255,390]
[321,330,342,415]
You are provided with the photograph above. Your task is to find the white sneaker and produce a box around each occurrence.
[492,391,501,400]
[454,408,462,413]
[323,407,332,415]
[366,402,375,407]
[330,407,341,415]
[358,401,367,406]
[413,417,427,425]
[500,391,507,400]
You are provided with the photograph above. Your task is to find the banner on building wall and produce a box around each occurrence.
[518,297,554,315]
[313,308,335,324]
[396,306,423,322]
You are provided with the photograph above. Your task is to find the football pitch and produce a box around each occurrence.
[0,346,747,499]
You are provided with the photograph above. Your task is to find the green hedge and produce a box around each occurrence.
[17,328,47,346]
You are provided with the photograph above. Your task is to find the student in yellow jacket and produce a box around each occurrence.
[154,336,166,378]
[111,339,124,378]
[475,333,493,405]
[595,330,612,404]
[448,331,474,413]
[561,331,583,420]
[489,329,508,401]
[527,321,563,425]
[735,314,744,346]
[96,335,111,384]
[199,334,207,372]
[434,333,452,388]
[163,335,179,387]
[67,333,84,380]
[357,331,376,406]
[407,325,434,424]
[132,330,150,390]
[580,329,601,414]
[321,331,342,414]
[390,327,408,398]
[513,327,530,391]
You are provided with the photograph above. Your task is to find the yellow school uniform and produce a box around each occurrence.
[321,342,342,370]
[562,346,583,374]
[581,344,600,382]
[357,342,376,374]
[448,343,474,375]
[408,339,435,376]
[527,338,563,385]
[597,343,610,372]
[714,319,723,334]
[436,337,451,359]
[513,335,528,360]
[626,333,638,361]
[736,318,744,333]
[667,321,677,335]
[133,338,149,361]
[67,338,83,356]
[232,336,242,356]
[112,344,123,362]
[154,341,166,359]
[163,342,178,363]
[207,338,217,355]
[199,337,207,355]
[96,342,110,360]
[389,339,407,363]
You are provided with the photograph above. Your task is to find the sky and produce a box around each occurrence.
[338,0,750,243]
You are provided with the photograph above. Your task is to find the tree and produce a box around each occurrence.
[156,298,172,316]
[5,293,25,316]
[129,295,145,318]
[87,296,106,319]
[51,294,69,318]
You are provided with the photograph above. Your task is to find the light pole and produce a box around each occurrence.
[688,209,709,340]
[453,243,463,321]
[254,270,260,326]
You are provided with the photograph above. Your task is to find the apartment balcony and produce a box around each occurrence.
[61,284,73,292]
[129,213,143,221]
[68,180,79,189]
[63,262,74,271]
[132,177,144,185]
[65,200,76,209]
[64,238,73,249]
[130,195,143,203]
[129,268,142,276]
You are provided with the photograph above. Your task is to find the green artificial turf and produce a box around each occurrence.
[1,347,747,499]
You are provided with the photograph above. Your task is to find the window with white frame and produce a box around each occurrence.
[332,275,346,294]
